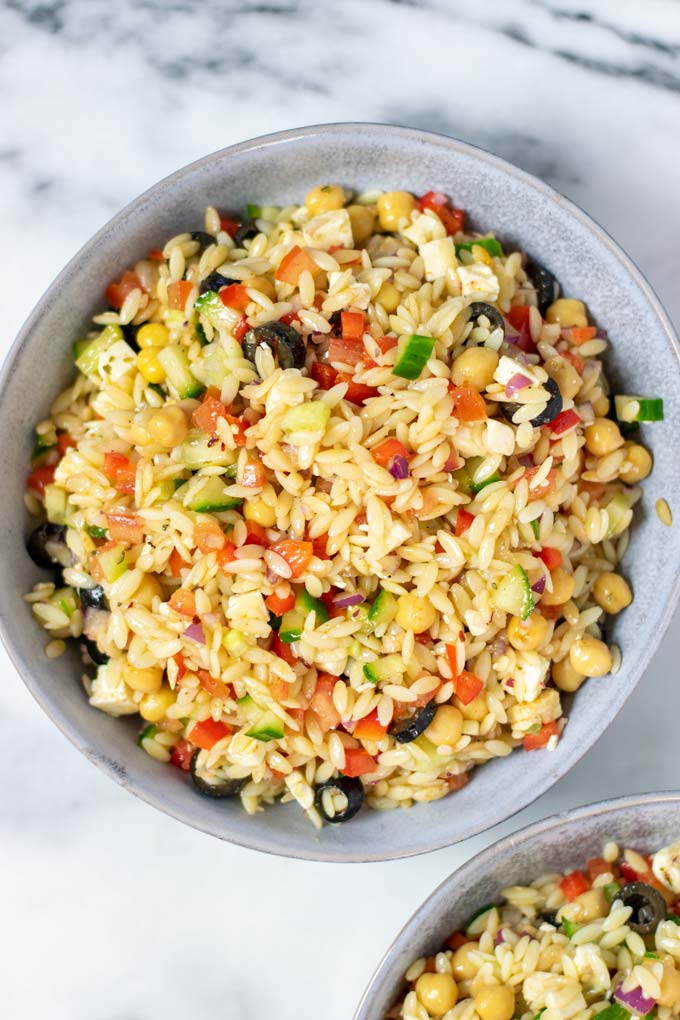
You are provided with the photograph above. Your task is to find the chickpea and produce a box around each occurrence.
[376,281,401,313]
[137,348,167,384]
[376,190,416,232]
[134,575,163,608]
[452,347,499,391]
[395,593,436,633]
[572,887,607,922]
[544,355,581,401]
[455,693,488,722]
[425,705,464,747]
[452,941,480,982]
[245,275,276,300]
[541,568,576,606]
[584,418,623,457]
[305,184,345,216]
[147,405,188,448]
[415,973,459,1017]
[507,613,549,651]
[593,571,632,615]
[347,204,376,245]
[552,657,586,693]
[124,664,163,694]
[569,635,612,677]
[137,322,170,348]
[140,685,176,723]
[244,495,276,528]
[658,959,680,1008]
[474,985,515,1020]
[591,393,610,417]
[619,441,652,484]
[545,298,588,328]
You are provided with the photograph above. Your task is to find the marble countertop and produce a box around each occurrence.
[2,2,680,1018]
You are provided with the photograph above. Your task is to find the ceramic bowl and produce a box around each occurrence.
[354,792,680,1018]
[1,124,679,861]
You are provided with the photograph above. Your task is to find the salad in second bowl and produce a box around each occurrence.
[24,184,662,827]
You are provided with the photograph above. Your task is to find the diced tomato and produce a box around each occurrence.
[219,216,240,237]
[446,931,470,951]
[456,669,484,705]
[56,432,76,458]
[168,547,189,577]
[523,466,558,498]
[310,361,339,390]
[272,632,297,666]
[559,869,591,901]
[224,413,248,447]
[586,857,612,881]
[26,464,55,497]
[241,459,266,488]
[540,604,563,621]
[549,409,581,435]
[269,540,313,579]
[309,533,329,559]
[190,718,231,751]
[172,652,187,683]
[506,305,531,331]
[565,326,597,346]
[269,678,290,701]
[192,392,227,435]
[446,772,470,792]
[444,643,460,681]
[233,315,250,343]
[444,446,462,472]
[244,521,268,547]
[341,310,365,341]
[318,588,344,619]
[309,674,341,731]
[342,747,376,778]
[219,283,250,311]
[372,438,410,467]
[275,245,318,284]
[619,860,640,884]
[103,452,137,495]
[194,517,226,553]
[106,510,144,545]
[561,349,585,374]
[106,271,141,310]
[265,586,296,616]
[353,709,388,742]
[523,720,560,752]
[538,547,562,570]
[216,541,237,569]
[278,311,300,326]
[148,248,165,261]
[170,738,194,771]
[338,374,378,405]
[197,669,232,701]
[328,336,365,368]
[449,385,487,421]
[167,280,194,311]
[168,589,196,617]
[417,192,465,235]
[455,508,475,537]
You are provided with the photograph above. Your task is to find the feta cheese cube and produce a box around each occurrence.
[420,237,458,281]
[458,263,500,301]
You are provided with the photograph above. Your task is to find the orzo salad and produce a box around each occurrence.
[24,184,662,826]
[390,839,680,1020]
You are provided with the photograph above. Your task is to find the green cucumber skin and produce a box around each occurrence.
[393,334,435,380]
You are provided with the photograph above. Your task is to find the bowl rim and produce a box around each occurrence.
[2,122,680,862]
[354,790,680,1018]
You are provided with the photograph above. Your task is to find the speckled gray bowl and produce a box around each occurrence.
[355,792,680,1018]
[1,124,679,862]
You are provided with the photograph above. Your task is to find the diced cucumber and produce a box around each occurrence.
[246,204,280,222]
[603,881,620,904]
[456,237,503,258]
[137,724,159,748]
[296,588,329,623]
[362,654,407,684]
[493,564,534,620]
[177,429,238,471]
[192,342,232,390]
[44,484,67,524]
[606,492,633,537]
[32,433,56,461]
[98,544,128,583]
[393,334,435,380]
[368,587,398,628]
[245,204,261,219]
[237,695,284,742]
[223,629,248,657]
[530,519,540,540]
[195,322,208,347]
[148,382,166,400]
[411,735,449,771]
[49,586,79,618]
[75,324,136,381]
[280,401,330,433]
[194,290,234,331]
[279,589,328,643]
[562,918,581,940]
[471,471,500,495]
[614,394,664,423]
[157,346,205,399]
[236,694,260,722]
[176,475,243,512]
[454,457,498,495]
[72,337,92,362]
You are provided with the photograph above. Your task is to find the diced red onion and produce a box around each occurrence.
[388,455,410,480]
[614,981,656,1016]
[266,566,282,584]
[532,576,546,595]
[596,328,608,339]
[518,453,535,468]
[506,677,515,688]
[183,622,205,644]
[494,929,506,945]
[514,351,531,365]
[333,593,365,608]
[579,401,595,424]
[491,636,507,656]
[504,325,520,344]
[505,373,532,397]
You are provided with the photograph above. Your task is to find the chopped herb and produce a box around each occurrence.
[667,913,680,925]
[603,881,621,904]
[87,525,108,539]
[592,1003,631,1020]
[562,917,581,939]
[530,519,540,539]
[195,322,208,346]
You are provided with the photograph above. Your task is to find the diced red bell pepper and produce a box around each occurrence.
[56,432,76,458]
[449,385,487,421]
[192,392,227,435]
[328,336,365,367]
[148,248,165,262]
[190,718,231,751]
[275,245,318,284]
[559,869,591,901]
[168,548,189,578]
[586,857,613,881]
[417,192,465,235]
[265,588,296,616]
[561,349,585,374]
[445,643,460,681]
[310,361,338,390]
[194,517,226,553]
[455,508,475,537]
[278,311,300,326]
[538,547,562,570]
[244,520,268,547]
[455,669,484,705]
[170,738,194,771]
[309,533,329,560]
[197,669,232,701]
[269,540,313,579]
[103,452,137,495]
[337,374,378,405]
[372,438,410,467]
[342,747,377,778]
[233,315,250,343]
[219,217,240,237]
[549,409,581,435]
[523,466,558,498]
[309,674,341,731]
[506,305,531,331]
[619,860,641,884]
[341,310,365,341]
[216,541,237,570]
[219,283,250,311]
[353,708,388,742]
[167,280,194,311]
[106,510,144,545]
[173,653,187,683]
[272,632,297,666]
[106,271,141,310]
[168,589,196,617]
[523,720,560,752]
[26,464,55,497]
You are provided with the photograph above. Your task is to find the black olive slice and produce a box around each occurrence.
[191,230,216,249]
[467,302,505,337]
[233,219,260,248]
[242,322,306,370]
[314,776,364,823]
[615,882,667,935]
[501,377,563,427]
[26,524,67,569]
[389,699,437,744]
[525,257,560,314]
[81,636,109,666]
[199,271,238,295]
[79,584,109,611]
[190,750,246,798]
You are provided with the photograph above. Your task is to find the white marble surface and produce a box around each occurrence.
[2,2,680,1017]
